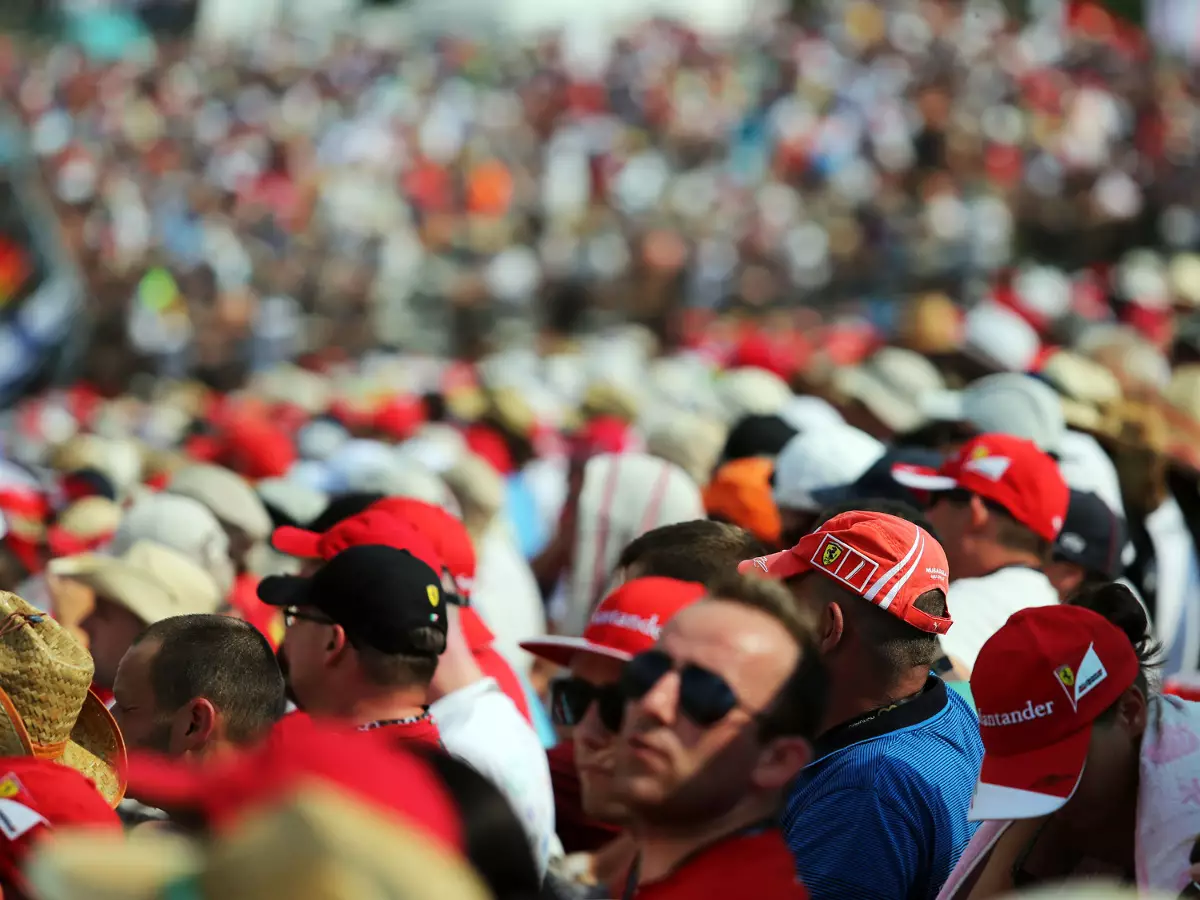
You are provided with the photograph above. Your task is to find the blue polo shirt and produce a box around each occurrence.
[783,676,983,900]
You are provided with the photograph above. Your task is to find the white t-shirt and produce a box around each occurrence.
[940,567,1059,673]
[431,678,557,876]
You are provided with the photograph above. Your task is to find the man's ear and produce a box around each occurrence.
[968,494,990,533]
[324,624,349,664]
[173,698,217,757]
[752,737,812,792]
[819,600,845,655]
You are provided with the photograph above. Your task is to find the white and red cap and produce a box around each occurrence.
[968,604,1139,821]
[739,510,952,634]
[521,577,706,666]
[892,433,1069,542]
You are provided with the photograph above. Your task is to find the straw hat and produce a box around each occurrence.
[0,592,125,806]
[28,786,489,900]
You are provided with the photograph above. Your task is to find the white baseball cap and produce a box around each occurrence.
[920,373,1066,454]
[772,425,886,513]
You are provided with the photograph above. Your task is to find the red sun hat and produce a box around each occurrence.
[369,497,477,598]
[968,604,1140,822]
[891,433,1069,542]
[740,510,953,635]
[271,510,442,569]
[521,577,706,667]
[125,715,463,853]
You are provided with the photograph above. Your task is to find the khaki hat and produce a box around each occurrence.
[49,435,144,499]
[169,464,273,542]
[247,365,332,416]
[0,592,126,806]
[48,540,222,626]
[108,494,235,595]
[1039,350,1123,430]
[28,786,489,900]
[56,497,123,541]
[1166,364,1200,422]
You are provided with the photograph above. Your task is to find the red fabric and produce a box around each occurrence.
[373,396,426,441]
[572,416,637,458]
[454,607,532,724]
[220,416,295,480]
[0,757,121,891]
[90,684,113,707]
[740,511,952,635]
[45,526,111,560]
[369,498,477,597]
[463,424,514,476]
[892,433,1069,542]
[629,829,808,899]
[126,714,462,852]
[272,512,440,567]
[361,716,444,751]
[547,741,622,854]
[522,578,707,666]
[969,604,1140,815]
[229,573,283,650]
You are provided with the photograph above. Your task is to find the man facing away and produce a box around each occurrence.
[612,574,828,899]
[743,509,984,900]
[113,613,286,759]
[258,544,446,748]
[893,433,1070,675]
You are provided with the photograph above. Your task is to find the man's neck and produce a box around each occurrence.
[335,690,430,728]
[819,664,929,736]
[636,797,774,885]
[953,546,1041,582]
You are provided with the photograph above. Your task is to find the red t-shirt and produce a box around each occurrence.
[626,829,808,900]
[359,714,444,751]
[548,741,622,854]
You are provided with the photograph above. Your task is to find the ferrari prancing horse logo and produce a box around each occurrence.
[822,544,842,567]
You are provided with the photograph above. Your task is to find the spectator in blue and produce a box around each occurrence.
[740,502,982,900]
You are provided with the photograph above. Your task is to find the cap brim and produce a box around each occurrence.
[737,550,809,580]
[256,575,310,608]
[968,724,1091,821]
[808,483,855,508]
[518,636,634,668]
[920,389,966,423]
[890,464,958,492]
[270,526,322,558]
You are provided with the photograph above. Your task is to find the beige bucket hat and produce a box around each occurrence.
[0,592,125,806]
[48,540,222,626]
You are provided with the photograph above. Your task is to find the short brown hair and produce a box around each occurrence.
[351,627,443,688]
[706,574,828,742]
[619,520,767,587]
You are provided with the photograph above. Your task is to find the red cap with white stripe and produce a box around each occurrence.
[891,433,1068,542]
[738,510,953,634]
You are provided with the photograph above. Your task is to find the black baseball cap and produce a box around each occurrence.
[258,544,448,655]
[1054,490,1127,580]
[810,447,945,509]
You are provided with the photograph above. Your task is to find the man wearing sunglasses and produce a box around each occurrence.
[522,578,707,864]
[741,509,984,900]
[612,575,826,899]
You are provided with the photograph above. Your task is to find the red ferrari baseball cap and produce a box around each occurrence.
[521,577,706,666]
[968,604,1139,821]
[0,758,120,892]
[891,433,1068,542]
[126,714,463,853]
[739,510,953,634]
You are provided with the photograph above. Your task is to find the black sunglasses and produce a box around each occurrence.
[550,678,625,733]
[619,649,742,728]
